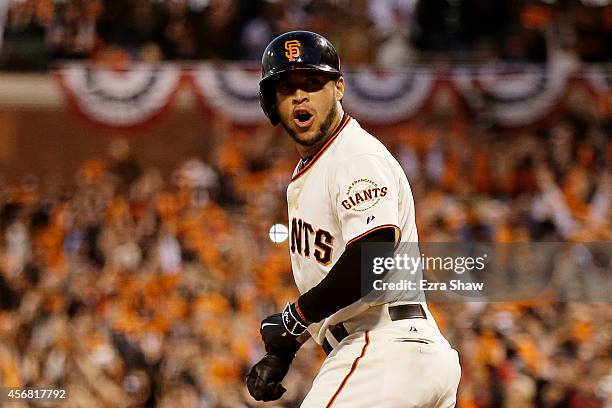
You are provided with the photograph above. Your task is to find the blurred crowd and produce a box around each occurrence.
[1,0,611,70]
[0,1,611,407]
[0,74,610,407]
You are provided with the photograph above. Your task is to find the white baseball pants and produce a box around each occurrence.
[300,318,461,408]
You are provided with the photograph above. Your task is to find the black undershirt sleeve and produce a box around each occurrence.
[297,227,396,323]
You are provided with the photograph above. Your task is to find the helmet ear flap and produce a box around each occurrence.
[260,88,279,126]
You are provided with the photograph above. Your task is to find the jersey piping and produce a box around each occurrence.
[290,114,352,183]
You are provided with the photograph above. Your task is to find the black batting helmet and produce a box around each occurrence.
[259,31,342,126]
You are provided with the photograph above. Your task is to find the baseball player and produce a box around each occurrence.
[246,31,461,407]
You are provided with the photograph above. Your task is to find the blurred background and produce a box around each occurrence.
[0,0,611,407]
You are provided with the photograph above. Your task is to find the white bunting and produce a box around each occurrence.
[56,63,182,128]
[189,63,267,124]
[343,68,434,124]
[54,62,607,129]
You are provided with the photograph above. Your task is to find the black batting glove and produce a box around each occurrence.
[260,302,309,359]
[246,353,290,402]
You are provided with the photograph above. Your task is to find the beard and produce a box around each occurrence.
[281,101,338,147]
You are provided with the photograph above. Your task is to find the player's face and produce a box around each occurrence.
[274,72,344,147]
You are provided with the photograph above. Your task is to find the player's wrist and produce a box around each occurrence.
[282,302,310,336]
[294,301,310,324]
[260,311,303,357]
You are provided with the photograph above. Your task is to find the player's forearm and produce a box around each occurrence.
[297,227,395,323]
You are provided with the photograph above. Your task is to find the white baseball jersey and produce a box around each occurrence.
[287,114,436,345]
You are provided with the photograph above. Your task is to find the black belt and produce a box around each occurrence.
[322,304,426,355]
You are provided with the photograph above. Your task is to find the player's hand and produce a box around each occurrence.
[246,353,290,402]
[260,303,309,358]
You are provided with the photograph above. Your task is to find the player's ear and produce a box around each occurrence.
[334,77,345,101]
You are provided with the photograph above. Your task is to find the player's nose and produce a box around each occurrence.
[292,88,308,104]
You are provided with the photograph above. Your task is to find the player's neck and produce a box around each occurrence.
[295,108,345,159]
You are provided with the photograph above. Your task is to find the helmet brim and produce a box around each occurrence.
[259,66,342,89]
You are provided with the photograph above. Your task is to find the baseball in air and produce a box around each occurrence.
[268,224,289,243]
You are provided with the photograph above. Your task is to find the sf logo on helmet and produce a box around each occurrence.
[284,40,301,62]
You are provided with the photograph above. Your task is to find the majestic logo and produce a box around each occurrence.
[284,40,301,62]
[342,179,388,212]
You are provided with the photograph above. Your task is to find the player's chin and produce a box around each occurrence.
[293,129,324,146]
[292,120,323,142]
[281,117,322,146]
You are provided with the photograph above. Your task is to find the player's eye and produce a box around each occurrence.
[304,77,326,91]
[276,82,293,94]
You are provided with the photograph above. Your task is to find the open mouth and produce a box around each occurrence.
[293,109,314,129]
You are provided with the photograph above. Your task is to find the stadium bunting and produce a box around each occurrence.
[453,59,577,125]
[55,61,608,130]
[55,63,183,130]
[188,63,267,124]
[584,64,612,94]
[342,68,434,124]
